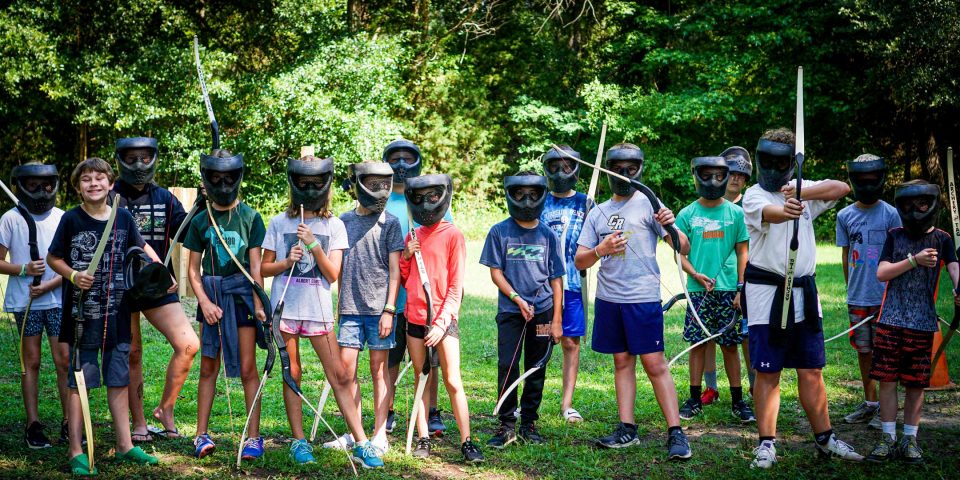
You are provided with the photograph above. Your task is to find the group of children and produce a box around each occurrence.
[2,128,955,475]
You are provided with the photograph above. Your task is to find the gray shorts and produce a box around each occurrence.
[14,307,62,338]
[338,314,396,351]
[67,343,131,389]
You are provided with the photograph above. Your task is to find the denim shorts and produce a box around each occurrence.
[337,314,396,351]
[67,343,131,389]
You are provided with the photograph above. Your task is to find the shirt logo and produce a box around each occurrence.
[506,243,546,262]
[607,214,625,231]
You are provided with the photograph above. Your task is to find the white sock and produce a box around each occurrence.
[882,422,897,438]
[866,401,879,408]
[903,424,918,437]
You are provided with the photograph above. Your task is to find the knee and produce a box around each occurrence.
[240,365,259,383]
[561,337,579,352]
[643,360,668,378]
[176,336,200,359]
[24,354,41,372]
[199,362,218,380]
[128,347,144,368]
[442,374,462,395]
[719,345,738,355]
[613,355,634,372]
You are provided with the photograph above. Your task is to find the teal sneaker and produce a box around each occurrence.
[291,438,315,464]
[351,440,384,469]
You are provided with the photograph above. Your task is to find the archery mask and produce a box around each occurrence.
[895,183,940,238]
[123,246,174,301]
[200,151,244,206]
[542,146,580,194]
[847,154,887,205]
[383,139,423,185]
[504,175,548,222]
[755,139,795,192]
[721,146,752,178]
[287,157,333,212]
[691,156,730,200]
[12,164,59,215]
[605,145,644,197]
[115,137,158,186]
[405,174,453,227]
[349,162,393,213]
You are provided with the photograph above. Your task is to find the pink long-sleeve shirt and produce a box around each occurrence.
[400,220,465,330]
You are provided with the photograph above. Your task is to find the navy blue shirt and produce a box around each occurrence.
[113,181,188,257]
[480,218,565,314]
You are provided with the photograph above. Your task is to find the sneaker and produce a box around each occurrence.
[461,437,485,463]
[596,423,639,449]
[25,421,52,449]
[667,429,692,461]
[351,440,385,469]
[323,432,355,451]
[513,406,521,420]
[371,434,390,455]
[290,438,315,464]
[385,410,396,434]
[240,436,265,460]
[412,436,432,458]
[865,433,897,463]
[487,424,517,449]
[867,414,882,430]
[751,441,777,469]
[843,401,879,424]
[518,423,544,444]
[68,454,98,476]
[679,398,703,420]
[193,433,216,458]
[59,420,68,444]
[700,387,719,406]
[732,401,756,423]
[428,408,446,437]
[897,435,923,464]
[815,434,864,462]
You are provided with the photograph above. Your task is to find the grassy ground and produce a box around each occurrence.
[0,243,958,479]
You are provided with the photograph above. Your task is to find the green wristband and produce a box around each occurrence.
[306,240,320,250]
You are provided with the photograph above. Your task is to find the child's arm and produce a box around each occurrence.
[550,276,563,341]
[248,246,266,322]
[841,246,850,283]
[761,197,804,225]
[681,255,714,291]
[876,248,938,282]
[379,250,400,339]
[47,253,93,291]
[785,179,850,202]
[654,207,690,255]
[489,268,533,321]
[188,250,221,325]
[0,245,46,278]
[734,240,747,310]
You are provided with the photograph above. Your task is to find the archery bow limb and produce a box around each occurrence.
[406,225,436,455]
[932,147,960,379]
[668,306,740,367]
[193,36,219,150]
[582,123,607,325]
[824,314,876,344]
[781,66,805,331]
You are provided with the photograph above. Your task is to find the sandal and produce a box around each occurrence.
[148,425,182,439]
[132,429,154,443]
[562,408,584,423]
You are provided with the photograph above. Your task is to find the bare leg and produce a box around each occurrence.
[67,388,83,458]
[755,371,781,438]
[406,335,430,439]
[21,334,42,424]
[720,344,742,388]
[108,386,134,454]
[858,352,877,402]
[369,350,390,439]
[560,336,581,411]
[237,326,262,438]
[128,315,148,437]
[195,336,220,436]
[143,302,199,433]
[903,387,923,426]
[688,345,705,392]
[797,368,831,433]
[387,363,400,411]
[740,340,754,389]
[639,352,681,427]
[704,341,717,387]
[310,334,368,443]
[878,382,898,422]
[340,346,362,422]
[437,335,470,442]
[428,365,440,411]
[281,332,306,439]
[612,352,637,424]
[49,336,71,422]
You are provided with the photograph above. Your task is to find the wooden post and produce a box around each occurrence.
[169,187,198,298]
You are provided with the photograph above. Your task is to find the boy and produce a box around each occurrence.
[573,143,692,461]
[482,172,564,448]
[742,128,860,469]
[540,145,590,423]
[675,156,753,422]
[866,180,959,464]
[48,158,163,474]
[1,163,66,447]
[836,154,900,429]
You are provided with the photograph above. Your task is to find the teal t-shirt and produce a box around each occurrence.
[183,202,266,277]
[675,199,748,292]
[385,191,453,313]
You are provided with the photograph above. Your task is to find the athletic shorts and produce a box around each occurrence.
[682,291,744,346]
[279,317,333,336]
[592,299,664,356]
[562,289,586,338]
[338,314,396,351]
[388,313,408,367]
[749,323,826,372]
[14,307,62,338]
[407,319,460,341]
[124,292,179,313]
[870,324,934,388]
[848,305,881,354]
[67,343,131,389]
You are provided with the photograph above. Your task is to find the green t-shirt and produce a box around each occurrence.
[183,202,266,277]
[675,199,748,292]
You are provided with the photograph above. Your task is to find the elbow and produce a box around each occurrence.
[834,182,852,199]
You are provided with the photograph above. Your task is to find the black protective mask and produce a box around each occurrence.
[542,146,580,193]
[123,246,174,301]
[755,139,795,192]
[382,140,423,185]
[115,137,158,186]
[847,155,887,205]
[200,152,244,206]
[691,156,730,200]
[12,164,59,215]
[350,163,393,213]
[894,183,941,238]
[405,174,453,227]
[504,176,548,222]
[287,157,333,212]
[605,147,644,197]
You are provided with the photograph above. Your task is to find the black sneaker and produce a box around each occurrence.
[667,429,692,461]
[597,423,639,449]
[25,421,51,449]
[732,401,756,423]
[461,437,485,463]
[428,408,446,437]
[412,436,431,458]
[385,410,396,434]
[59,420,69,443]
[518,423,545,444]
[487,424,517,449]
[679,398,703,420]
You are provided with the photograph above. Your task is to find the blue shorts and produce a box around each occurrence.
[67,343,131,389]
[338,314,396,351]
[14,307,62,338]
[749,324,825,373]
[562,289,586,337]
[592,299,664,356]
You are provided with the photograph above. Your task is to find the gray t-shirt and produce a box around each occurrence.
[479,218,565,314]
[835,201,901,307]
[338,209,404,315]
[577,192,667,304]
[263,213,348,322]
[0,207,64,312]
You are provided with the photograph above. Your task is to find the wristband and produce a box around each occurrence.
[69,270,78,285]
[595,247,602,259]
[908,252,918,268]
[509,291,519,301]
[737,282,744,292]
[383,304,396,314]
[18,264,26,277]
[306,240,320,250]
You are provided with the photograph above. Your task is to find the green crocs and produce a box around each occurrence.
[115,446,159,465]
[69,454,98,476]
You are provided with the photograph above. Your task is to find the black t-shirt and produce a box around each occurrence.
[878,227,957,332]
[113,181,188,256]
[49,206,145,349]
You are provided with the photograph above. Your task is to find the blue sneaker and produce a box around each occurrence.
[351,440,385,469]
[290,438,315,464]
[193,433,216,458]
[428,408,446,437]
[241,436,265,460]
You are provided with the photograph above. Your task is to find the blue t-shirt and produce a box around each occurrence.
[878,227,957,332]
[479,218,565,314]
[541,192,589,292]
[386,191,453,314]
[836,201,901,306]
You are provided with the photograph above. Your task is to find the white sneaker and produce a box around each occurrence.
[371,434,390,455]
[816,434,864,462]
[750,441,777,469]
[322,432,355,451]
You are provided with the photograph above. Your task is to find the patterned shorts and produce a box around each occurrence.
[870,324,934,388]
[682,291,744,346]
[14,307,63,338]
[848,305,881,353]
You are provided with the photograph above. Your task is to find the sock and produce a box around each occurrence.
[622,422,637,431]
[882,422,896,439]
[690,385,702,402]
[705,371,718,390]
[865,401,879,408]
[759,436,775,447]
[730,386,743,405]
[903,424,918,437]
[667,426,682,435]
[814,429,833,446]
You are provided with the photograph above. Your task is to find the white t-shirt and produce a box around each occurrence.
[0,207,65,312]
[263,213,348,322]
[742,181,837,326]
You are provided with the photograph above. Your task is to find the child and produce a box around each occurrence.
[1,163,67,447]
[184,149,268,460]
[402,173,484,463]
[866,180,959,464]
[113,137,199,441]
[573,143,692,461]
[742,128,860,469]
[322,161,400,461]
[482,172,564,448]
[539,145,590,423]
[48,158,162,474]
[262,155,382,467]
[675,156,752,422]
[836,154,900,429]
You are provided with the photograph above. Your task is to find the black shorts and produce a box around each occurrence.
[407,319,460,341]
[124,291,180,313]
[870,324,934,388]
[389,313,408,367]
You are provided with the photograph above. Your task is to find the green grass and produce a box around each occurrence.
[0,243,958,478]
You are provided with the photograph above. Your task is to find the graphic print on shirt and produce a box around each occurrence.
[507,243,546,262]
[690,215,733,240]
[129,202,168,244]
[206,225,245,270]
[69,228,129,345]
[282,232,331,287]
[846,223,887,271]
[600,214,633,261]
